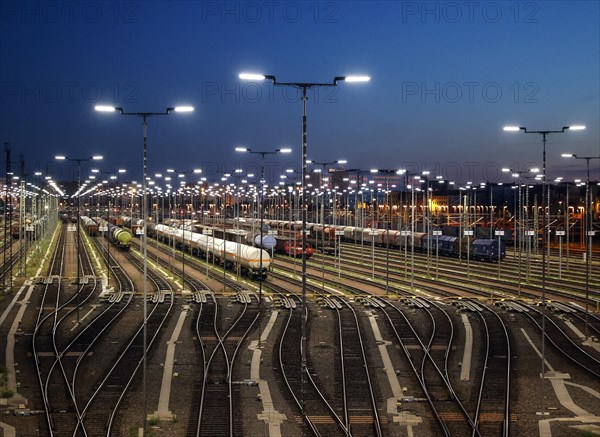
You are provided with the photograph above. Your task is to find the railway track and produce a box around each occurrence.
[194,292,259,436]
[185,293,216,436]
[127,234,264,436]
[272,284,347,436]
[267,271,382,436]
[522,305,600,379]
[372,241,598,287]
[68,237,136,436]
[276,248,520,436]
[300,246,598,306]
[333,296,382,436]
[380,299,479,436]
[31,224,100,436]
[471,301,512,437]
[77,247,175,436]
[0,244,20,284]
[336,242,599,298]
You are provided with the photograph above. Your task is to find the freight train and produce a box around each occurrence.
[234,220,315,258]
[126,217,314,260]
[243,219,506,262]
[152,223,271,279]
[196,219,315,258]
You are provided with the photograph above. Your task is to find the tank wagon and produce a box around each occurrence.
[234,220,318,257]
[96,218,131,250]
[230,221,314,258]
[228,221,277,251]
[173,221,288,256]
[122,216,145,237]
[81,216,98,236]
[154,224,271,279]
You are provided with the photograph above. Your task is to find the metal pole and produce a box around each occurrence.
[411,185,415,291]
[76,161,81,323]
[498,231,501,279]
[141,114,149,434]
[259,160,264,307]
[490,185,494,236]
[385,180,390,295]
[518,182,522,296]
[559,234,562,279]
[300,86,308,429]
[584,158,591,337]
[18,159,25,276]
[526,184,531,283]
[514,183,517,260]
[321,173,325,290]
[436,231,439,280]
[222,213,226,293]
[541,133,547,377]
[107,201,111,287]
[371,225,375,280]
[182,218,186,292]
[566,184,570,271]
[2,143,10,292]
[465,194,470,278]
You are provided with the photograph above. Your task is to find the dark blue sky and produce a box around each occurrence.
[1,1,598,187]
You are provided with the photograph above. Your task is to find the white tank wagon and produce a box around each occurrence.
[154,224,271,279]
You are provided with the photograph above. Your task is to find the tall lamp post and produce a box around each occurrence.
[90,167,126,288]
[502,167,540,295]
[239,72,369,427]
[561,152,599,337]
[232,170,251,278]
[55,154,103,322]
[159,168,202,293]
[308,159,347,288]
[235,146,292,304]
[209,172,232,293]
[95,104,193,433]
[308,159,348,225]
[370,169,399,296]
[503,124,585,377]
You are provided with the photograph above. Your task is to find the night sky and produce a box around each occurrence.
[1,1,598,188]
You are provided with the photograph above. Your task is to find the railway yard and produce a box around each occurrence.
[3,1,600,436]
[0,215,598,437]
